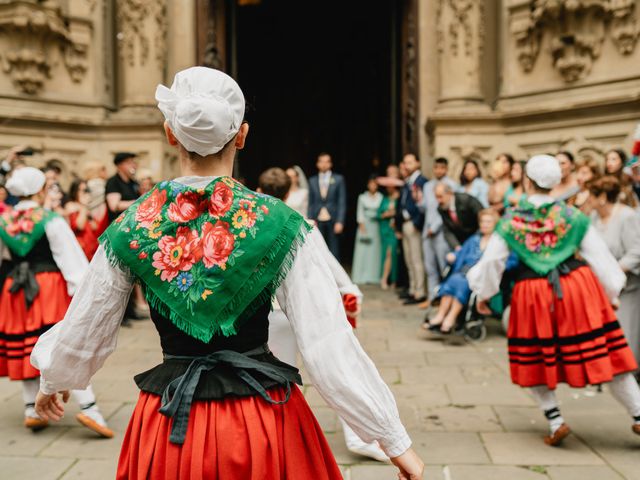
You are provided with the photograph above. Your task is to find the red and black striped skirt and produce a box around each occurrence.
[508,266,637,389]
[0,272,70,380]
[117,386,343,480]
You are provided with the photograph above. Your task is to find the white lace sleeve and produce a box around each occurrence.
[31,246,133,394]
[275,229,411,458]
[45,216,89,296]
[313,226,363,302]
[579,226,626,302]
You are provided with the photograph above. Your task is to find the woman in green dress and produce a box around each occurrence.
[377,182,401,290]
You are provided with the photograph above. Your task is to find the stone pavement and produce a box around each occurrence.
[0,285,638,479]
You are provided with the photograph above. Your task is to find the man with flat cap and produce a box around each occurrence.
[105,152,139,223]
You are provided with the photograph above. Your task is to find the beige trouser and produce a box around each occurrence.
[402,220,426,298]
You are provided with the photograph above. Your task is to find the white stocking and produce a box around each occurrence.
[72,385,96,410]
[609,373,640,421]
[530,385,565,433]
[22,378,40,405]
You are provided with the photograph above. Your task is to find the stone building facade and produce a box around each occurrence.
[0,0,638,184]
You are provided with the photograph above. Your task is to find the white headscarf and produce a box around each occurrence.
[155,67,245,156]
[5,167,46,197]
[526,154,561,189]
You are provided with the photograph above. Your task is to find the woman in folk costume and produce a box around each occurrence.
[31,67,424,480]
[468,155,640,446]
[258,167,388,463]
[0,167,112,437]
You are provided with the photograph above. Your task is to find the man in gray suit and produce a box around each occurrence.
[308,152,347,259]
[418,157,459,307]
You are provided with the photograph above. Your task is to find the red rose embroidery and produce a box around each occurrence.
[542,231,558,247]
[525,232,542,252]
[208,183,234,218]
[20,219,34,233]
[138,251,148,260]
[151,226,202,282]
[136,189,167,228]
[129,240,140,250]
[260,205,269,215]
[201,220,235,269]
[168,191,206,223]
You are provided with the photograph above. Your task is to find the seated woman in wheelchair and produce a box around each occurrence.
[424,209,516,334]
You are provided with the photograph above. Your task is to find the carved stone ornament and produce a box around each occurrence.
[203,0,223,69]
[0,1,91,94]
[509,0,640,83]
[117,0,167,67]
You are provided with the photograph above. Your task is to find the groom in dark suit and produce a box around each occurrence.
[308,152,347,259]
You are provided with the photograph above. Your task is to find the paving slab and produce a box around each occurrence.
[446,465,549,480]
[60,459,117,479]
[448,383,536,407]
[481,432,604,465]
[419,405,502,432]
[410,431,491,465]
[399,365,465,385]
[0,456,75,480]
[546,466,624,480]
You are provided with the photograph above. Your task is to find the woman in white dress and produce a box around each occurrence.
[285,166,309,216]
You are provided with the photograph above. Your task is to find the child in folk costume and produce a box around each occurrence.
[468,155,640,446]
[258,167,389,462]
[0,167,112,437]
[32,67,424,480]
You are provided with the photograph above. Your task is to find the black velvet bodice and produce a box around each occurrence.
[149,301,271,357]
[11,234,57,267]
[135,299,301,400]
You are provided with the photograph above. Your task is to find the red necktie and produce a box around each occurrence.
[449,208,459,224]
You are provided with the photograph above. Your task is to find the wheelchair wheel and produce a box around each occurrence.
[464,319,487,342]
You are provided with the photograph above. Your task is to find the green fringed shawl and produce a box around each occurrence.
[497,199,590,275]
[0,207,57,257]
[100,176,311,343]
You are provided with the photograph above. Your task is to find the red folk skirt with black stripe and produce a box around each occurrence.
[117,386,343,480]
[508,265,637,389]
[0,272,70,380]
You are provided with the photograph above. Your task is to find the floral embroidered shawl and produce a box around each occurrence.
[496,200,590,275]
[0,207,57,257]
[100,176,311,342]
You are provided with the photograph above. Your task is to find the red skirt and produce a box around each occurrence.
[508,266,638,389]
[117,387,343,480]
[0,272,70,380]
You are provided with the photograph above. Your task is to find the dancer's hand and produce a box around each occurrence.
[35,390,70,421]
[391,448,424,479]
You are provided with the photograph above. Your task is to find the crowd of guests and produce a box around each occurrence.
[0,149,151,322]
[347,149,640,372]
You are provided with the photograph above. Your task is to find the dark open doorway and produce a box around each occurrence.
[231,0,401,261]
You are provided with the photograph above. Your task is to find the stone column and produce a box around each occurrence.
[436,0,488,108]
[115,0,167,109]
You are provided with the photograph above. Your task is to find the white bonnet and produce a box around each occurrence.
[526,155,561,189]
[155,67,245,156]
[5,167,46,197]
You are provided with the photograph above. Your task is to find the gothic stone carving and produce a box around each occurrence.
[509,0,640,83]
[117,0,167,67]
[0,1,91,94]
[438,0,485,58]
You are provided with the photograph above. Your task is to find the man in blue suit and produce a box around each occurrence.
[308,152,347,260]
[399,153,428,305]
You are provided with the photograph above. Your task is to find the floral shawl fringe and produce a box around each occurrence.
[497,200,590,276]
[0,207,57,257]
[100,176,312,343]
